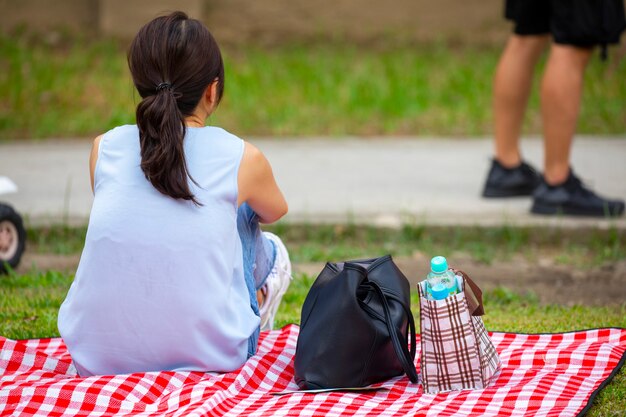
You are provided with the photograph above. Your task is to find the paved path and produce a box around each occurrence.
[1,136,625,228]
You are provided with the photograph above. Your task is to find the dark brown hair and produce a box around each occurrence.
[128,11,224,205]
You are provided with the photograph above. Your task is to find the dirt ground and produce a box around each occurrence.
[16,251,626,307]
[296,255,626,307]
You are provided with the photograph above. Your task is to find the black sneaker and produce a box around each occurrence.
[531,170,625,217]
[482,159,541,198]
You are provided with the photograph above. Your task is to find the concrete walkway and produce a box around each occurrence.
[1,136,625,228]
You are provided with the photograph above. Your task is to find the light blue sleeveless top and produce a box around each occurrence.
[58,125,259,376]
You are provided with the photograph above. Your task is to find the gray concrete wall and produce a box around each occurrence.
[1,0,508,45]
[98,0,203,38]
[0,0,99,32]
[205,0,506,45]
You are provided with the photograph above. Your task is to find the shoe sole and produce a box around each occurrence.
[482,186,536,198]
[531,202,625,217]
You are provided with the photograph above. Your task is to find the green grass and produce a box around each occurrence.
[1,33,625,139]
[267,222,626,268]
[26,224,88,254]
[7,268,625,340]
[0,269,72,339]
[27,223,626,268]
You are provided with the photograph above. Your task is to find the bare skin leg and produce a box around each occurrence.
[493,34,550,168]
[540,44,593,185]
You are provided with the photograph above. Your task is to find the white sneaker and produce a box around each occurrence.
[259,232,292,331]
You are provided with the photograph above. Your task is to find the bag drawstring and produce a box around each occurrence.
[366,280,419,383]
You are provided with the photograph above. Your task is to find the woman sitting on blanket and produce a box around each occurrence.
[57,11,292,377]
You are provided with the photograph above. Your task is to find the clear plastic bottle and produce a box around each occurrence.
[426,256,458,300]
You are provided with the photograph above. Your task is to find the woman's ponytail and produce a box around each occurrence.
[135,85,197,204]
[127,11,225,205]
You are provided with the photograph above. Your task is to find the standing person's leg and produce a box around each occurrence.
[539,44,592,186]
[531,44,625,216]
[530,0,625,217]
[238,202,292,358]
[493,34,550,168]
[482,0,547,198]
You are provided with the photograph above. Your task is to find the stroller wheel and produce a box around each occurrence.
[0,203,26,274]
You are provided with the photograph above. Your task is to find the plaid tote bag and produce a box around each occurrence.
[417,270,501,394]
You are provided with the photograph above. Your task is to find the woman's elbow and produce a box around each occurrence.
[261,201,288,224]
[273,201,289,223]
[279,201,289,219]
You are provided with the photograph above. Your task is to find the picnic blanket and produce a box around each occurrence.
[1,325,625,417]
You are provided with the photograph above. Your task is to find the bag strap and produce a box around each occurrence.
[454,270,484,316]
[381,291,417,361]
[367,281,419,383]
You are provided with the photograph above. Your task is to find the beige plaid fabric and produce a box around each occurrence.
[418,277,501,394]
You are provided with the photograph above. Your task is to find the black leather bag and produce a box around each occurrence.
[294,255,419,389]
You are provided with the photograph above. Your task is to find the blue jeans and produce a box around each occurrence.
[237,203,276,357]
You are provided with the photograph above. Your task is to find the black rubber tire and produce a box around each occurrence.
[0,203,26,274]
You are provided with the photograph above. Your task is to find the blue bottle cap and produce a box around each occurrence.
[430,256,449,274]
[431,283,449,300]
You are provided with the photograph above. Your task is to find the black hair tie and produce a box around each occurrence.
[156,82,172,92]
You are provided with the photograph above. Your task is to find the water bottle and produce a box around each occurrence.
[426,256,458,300]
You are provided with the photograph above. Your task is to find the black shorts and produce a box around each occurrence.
[505,0,626,47]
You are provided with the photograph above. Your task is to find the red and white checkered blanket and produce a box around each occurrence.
[1,325,625,416]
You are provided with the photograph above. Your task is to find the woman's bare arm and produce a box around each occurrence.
[89,135,104,193]
[237,142,288,223]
